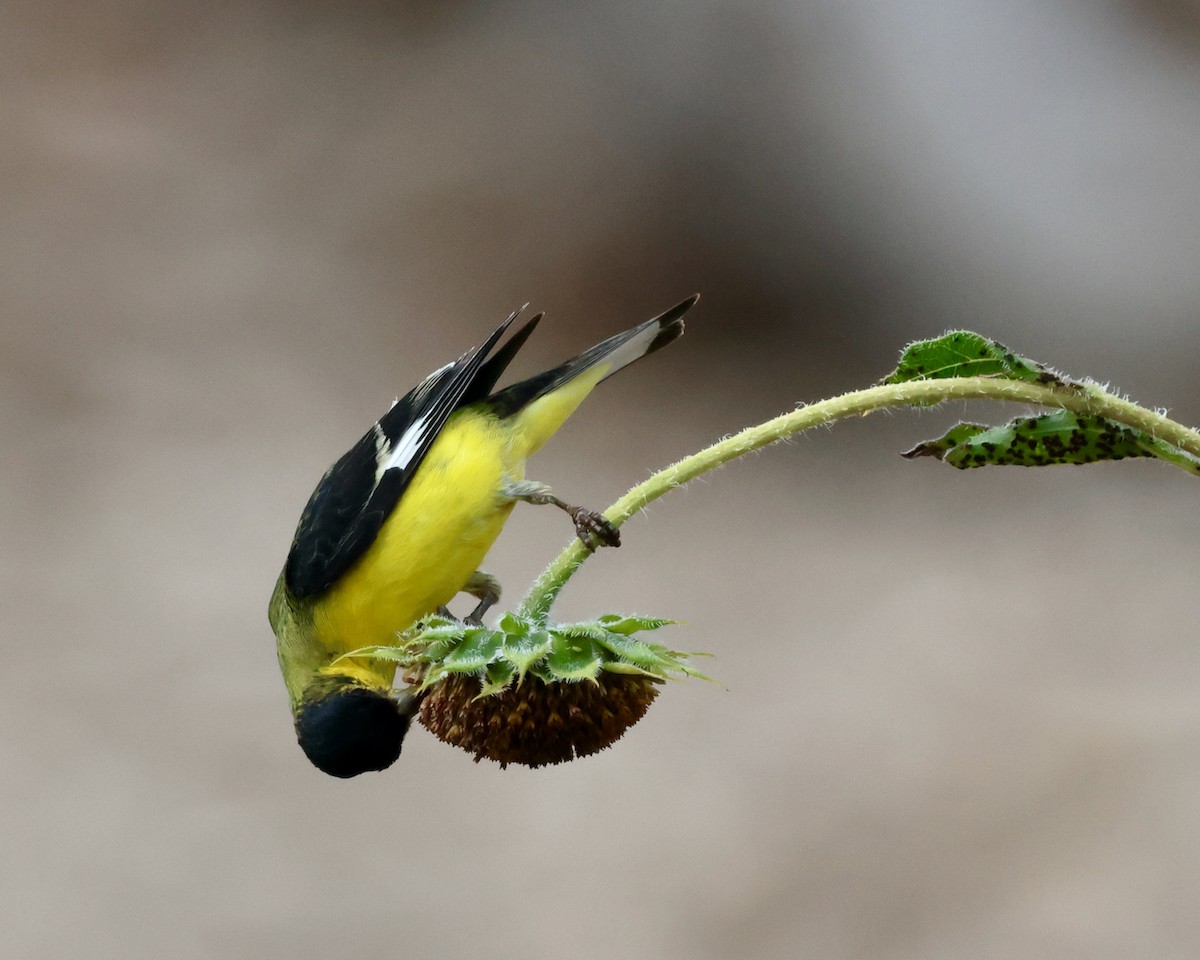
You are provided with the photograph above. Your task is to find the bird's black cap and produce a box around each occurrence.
[295,685,412,778]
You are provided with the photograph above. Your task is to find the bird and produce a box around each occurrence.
[268,295,698,777]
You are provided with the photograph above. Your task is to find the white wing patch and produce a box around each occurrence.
[371,423,390,480]
[371,360,457,484]
[375,412,437,480]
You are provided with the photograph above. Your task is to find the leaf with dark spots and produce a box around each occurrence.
[903,410,1170,470]
[883,330,1080,397]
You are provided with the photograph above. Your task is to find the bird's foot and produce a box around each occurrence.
[566,506,621,552]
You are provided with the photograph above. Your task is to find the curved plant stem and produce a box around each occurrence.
[519,376,1200,621]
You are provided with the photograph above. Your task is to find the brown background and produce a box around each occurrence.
[4,2,1200,958]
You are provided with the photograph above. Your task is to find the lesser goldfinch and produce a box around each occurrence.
[268,296,697,777]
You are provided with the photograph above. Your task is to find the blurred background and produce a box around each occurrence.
[4,1,1200,957]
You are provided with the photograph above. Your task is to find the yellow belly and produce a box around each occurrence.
[312,408,521,656]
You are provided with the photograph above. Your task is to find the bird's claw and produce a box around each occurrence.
[570,508,621,551]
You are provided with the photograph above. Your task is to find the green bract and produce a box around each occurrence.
[336,611,711,697]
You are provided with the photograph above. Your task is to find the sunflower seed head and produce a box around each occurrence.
[418,672,660,767]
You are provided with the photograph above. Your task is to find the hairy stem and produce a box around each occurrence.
[519,376,1200,621]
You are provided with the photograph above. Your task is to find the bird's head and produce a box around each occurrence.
[294,681,417,778]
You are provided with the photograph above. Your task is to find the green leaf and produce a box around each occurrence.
[545,635,604,681]
[441,627,503,672]
[527,661,559,685]
[417,664,450,691]
[595,614,677,635]
[416,614,458,630]
[554,621,614,642]
[331,644,410,665]
[405,615,464,643]
[598,660,660,676]
[477,660,517,697]
[498,611,532,639]
[902,409,1157,469]
[593,631,676,671]
[398,615,468,662]
[416,636,458,662]
[899,422,991,460]
[883,330,1077,391]
[662,661,716,684]
[500,627,553,680]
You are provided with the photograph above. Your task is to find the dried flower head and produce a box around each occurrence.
[338,612,709,767]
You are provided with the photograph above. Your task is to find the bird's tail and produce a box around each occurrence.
[484,295,696,458]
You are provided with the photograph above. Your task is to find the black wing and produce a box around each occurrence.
[283,310,538,599]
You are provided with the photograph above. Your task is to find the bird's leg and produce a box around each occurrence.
[503,479,621,551]
[463,570,502,624]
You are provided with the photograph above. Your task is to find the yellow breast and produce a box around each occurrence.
[312,407,522,656]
